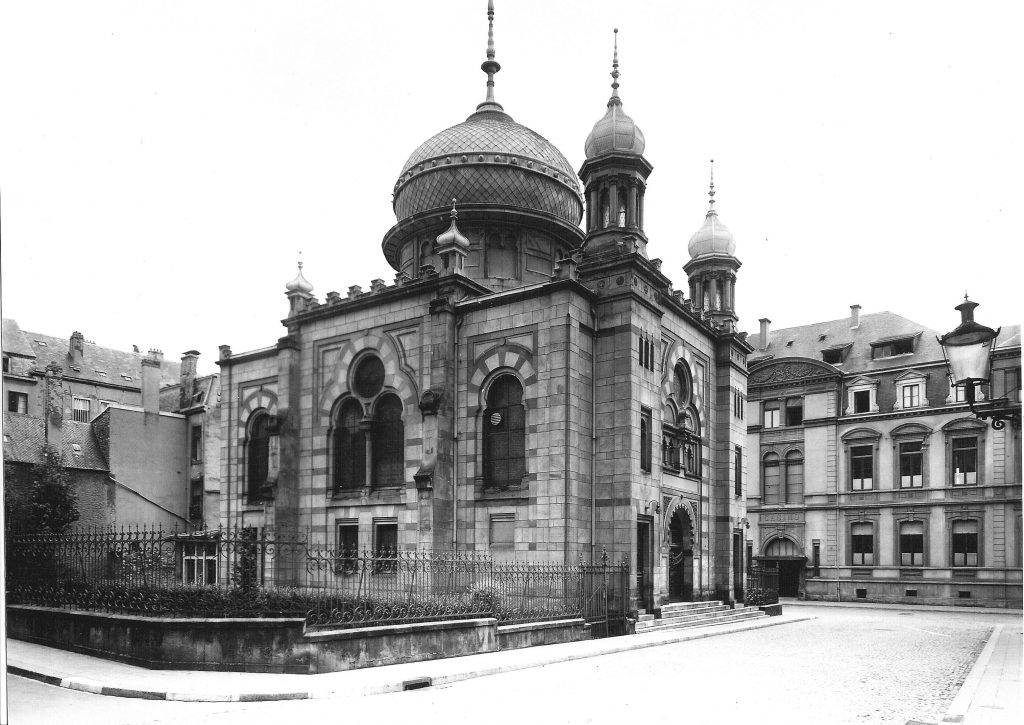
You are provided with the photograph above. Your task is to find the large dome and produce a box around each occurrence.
[391,108,583,227]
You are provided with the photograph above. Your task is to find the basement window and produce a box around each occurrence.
[958,590,972,599]
[905,589,917,597]
[855,588,867,599]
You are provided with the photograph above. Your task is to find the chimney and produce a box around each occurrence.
[759,318,772,349]
[141,357,161,414]
[44,362,64,443]
[850,304,861,329]
[180,350,200,410]
[69,331,85,365]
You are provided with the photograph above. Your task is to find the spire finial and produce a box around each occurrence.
[607,28,622,107]
[964,290,970,302]
[476,0,503,111]
[450,197,458,220]
[708,159,716,213]
[297,250,303,271]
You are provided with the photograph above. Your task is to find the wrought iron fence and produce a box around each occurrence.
[5,526,629,632]
[744,565,780,606]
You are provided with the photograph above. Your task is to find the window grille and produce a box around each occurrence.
[72,396,91,422]
[484,376,526,490]
[372,394,405,487]
[247,413,270,501]
[333,400,365,491]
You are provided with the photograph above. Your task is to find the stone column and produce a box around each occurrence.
[273,333,303,584]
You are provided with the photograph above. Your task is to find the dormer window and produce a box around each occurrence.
[822,343,852,365]
[35,340,48,347]
[95,370,107,377]
[121,374,133,382]
[870,334,918,359]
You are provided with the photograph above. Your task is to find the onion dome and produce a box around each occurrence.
[436,199,470,249]
[285,260,314,294]
[687,160,736,258]
[384,1,583,268]
[584,29,645,159]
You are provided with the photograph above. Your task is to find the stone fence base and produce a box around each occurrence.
[6,605,590,674]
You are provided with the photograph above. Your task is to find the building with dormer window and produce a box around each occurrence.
[744,307,1021,606]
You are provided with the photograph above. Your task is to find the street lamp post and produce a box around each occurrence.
[937,296,1020,430]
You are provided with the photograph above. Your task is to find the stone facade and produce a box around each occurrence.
[217,5,751,612]
[745,309,1022,607]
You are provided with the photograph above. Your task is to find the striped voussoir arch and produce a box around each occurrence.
[660,341,706,430]
[317,334,416,425]
[662,495,698,544]
[237,388,278,438]
[466,344,537,404]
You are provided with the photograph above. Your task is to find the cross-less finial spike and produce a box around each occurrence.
[298,250,303,271]
[450,197,458,220]
[477,0,502,110]
[708,159,716,210]
[607,28,622,107]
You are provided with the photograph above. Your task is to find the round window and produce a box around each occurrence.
[352,356,385,398]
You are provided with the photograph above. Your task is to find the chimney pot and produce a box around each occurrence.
[758,318,772,349]
[69,331,85,365]
[850,304,861,329]
[141,358,161,413]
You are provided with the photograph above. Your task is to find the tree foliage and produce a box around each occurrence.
[16,444,80,533]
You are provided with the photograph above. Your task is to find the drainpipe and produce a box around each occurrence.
[453,316,463,550]
[564,313,572,564]
[835,381,842,603]
[590,304,597,562]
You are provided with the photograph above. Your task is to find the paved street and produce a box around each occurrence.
[6,605,1019,725]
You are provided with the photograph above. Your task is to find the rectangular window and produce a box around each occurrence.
[8,391,28,414]
[72,396,91,422]
[952,437,978,486]
[763,401,780,428]
[785,398,804,426]
[763,457,781,505]
[853,390,870,414]
[902,384,920,409]
[851,445,873,490]
[811,541,821,577]
[733,388,744,420]
[872,338,915,359]
[900,521,924,566]
[190,425,203,463]
[336,520,359,574]
[188,480,203,522]
[373,520,398,573]
[182,541,218,585]
[952,520,979,567]
[734,446,743,497]
[640,408,652,473]
[822,348,843,365]
[899,441,923,488]
[851,523,874,565]
[489,513,515,549]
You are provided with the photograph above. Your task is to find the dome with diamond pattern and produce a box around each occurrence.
[392,107,583,227]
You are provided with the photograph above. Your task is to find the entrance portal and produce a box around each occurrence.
[668,508,693,602]
[637,519,653,611]
[761,537,805,598]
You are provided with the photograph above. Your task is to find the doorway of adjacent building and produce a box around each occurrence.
[733,531,744,602]
[636,518,653,612]
[761,537,805,598]
[668,508,693,602]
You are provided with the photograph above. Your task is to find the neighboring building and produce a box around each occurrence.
[2,319,220,529]
[217,7,751,611]
[744,306,1021,607]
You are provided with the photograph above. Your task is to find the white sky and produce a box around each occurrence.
[2,0,1021,376]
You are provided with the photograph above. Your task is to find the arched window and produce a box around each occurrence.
[681,410,701,478]
[247,412,270,501]
[333,399,365,492]
[419,240,432,273]
[674,363,691,406]
[484,375,525,490]
[785,451,804,503]
[372,393,405,487]
[617,193,627,227]
[600,189,611,228]
[762,453,781,505]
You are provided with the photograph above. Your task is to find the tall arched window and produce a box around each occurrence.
[785,451,804,503]
[333,399,365,492]
[681,410,701,478]
[484,375,525,490]
[617,193,627,227]
[247,412,270,501]
[372,393,405,487]
[419,240,432,273]
[763,453,781,505]
[600,189,611,228]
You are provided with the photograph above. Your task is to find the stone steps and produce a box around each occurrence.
[634,602,766,633]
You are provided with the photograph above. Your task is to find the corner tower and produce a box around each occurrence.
[579,30,653,257]
[683,161,741,330]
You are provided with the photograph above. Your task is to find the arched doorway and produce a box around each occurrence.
[760,537,805,598]
[668,508,693,602]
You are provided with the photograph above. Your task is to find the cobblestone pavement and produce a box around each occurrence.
[6,606,1014,725]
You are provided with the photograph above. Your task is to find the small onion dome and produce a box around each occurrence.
[584,103,645,159]
[285,263,314,294]
[687,209,736,259]
[436,201,470,249]
[584,29,645,159]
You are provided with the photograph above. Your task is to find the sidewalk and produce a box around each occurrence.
[942,622,1023,724]
[782,598,1024,617]
[6,611,812,702]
